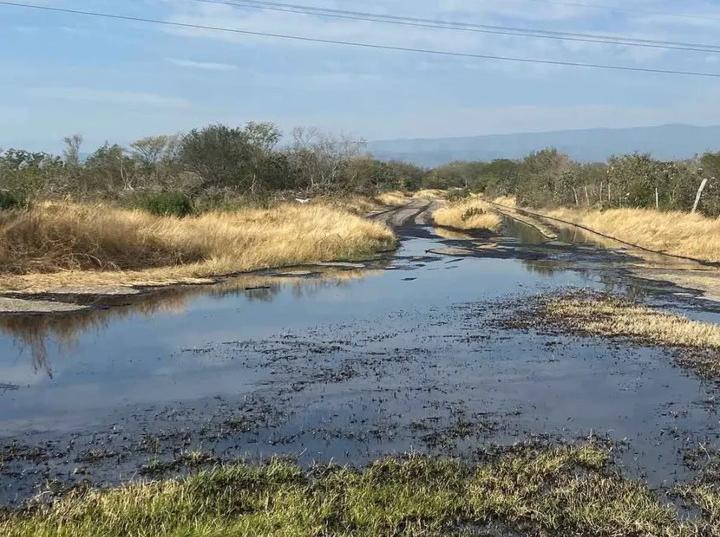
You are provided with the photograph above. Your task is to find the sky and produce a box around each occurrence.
[2,0,720,152]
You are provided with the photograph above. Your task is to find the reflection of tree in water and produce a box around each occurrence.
[0,292,190,378]
[0,268,375,377]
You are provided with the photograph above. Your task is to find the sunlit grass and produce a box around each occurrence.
[538,291,720,378]
[2,444,713,537]
[544,293,720,350]
[0,202,395,293]
[544,207,720,263]
[432,199,502,232]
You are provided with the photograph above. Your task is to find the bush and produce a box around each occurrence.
[0,190,28,210]
[131,192,194,217]
[446,188,471,202]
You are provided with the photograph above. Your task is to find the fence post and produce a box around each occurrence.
[692,178,709,214]
[655,187,659,210]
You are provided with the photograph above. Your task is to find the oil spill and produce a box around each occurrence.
[0,222,719,504]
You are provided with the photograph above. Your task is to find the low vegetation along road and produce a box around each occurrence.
[2,199,720,536]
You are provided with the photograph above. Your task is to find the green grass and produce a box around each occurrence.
[1,444,715,536]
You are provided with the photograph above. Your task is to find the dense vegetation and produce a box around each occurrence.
[0,123,425,215]
[425,149,720,215]
[2,121,719,216]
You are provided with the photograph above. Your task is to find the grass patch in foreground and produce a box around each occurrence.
[529,290,720,379]
[2,444,715,537]
[433,199,503,232]
[543,207,720,263]
[0,202,395,293]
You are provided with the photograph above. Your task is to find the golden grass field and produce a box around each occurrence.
[432,199,503,232]
[543,207,720,263]
[0,202,395,293]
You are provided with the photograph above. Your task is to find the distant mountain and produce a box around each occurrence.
[367,124,720,167]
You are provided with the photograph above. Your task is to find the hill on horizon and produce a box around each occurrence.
[367,124,720,167]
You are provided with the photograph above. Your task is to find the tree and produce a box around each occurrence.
[63,134,83,168]
[84,143,137,192]
[0,148,65,197]
[130,135,182,187]
[287,127,365,193]
[179,123,282,194]
[516,148,571,206]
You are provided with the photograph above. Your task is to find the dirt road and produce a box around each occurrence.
[369,198,443,227]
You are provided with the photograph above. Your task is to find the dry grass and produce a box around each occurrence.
[2,444,715,537]
[543,207,720,263]
[544,292,720,349]
[413,189,447,200]
[492,195,517,208]
[319,191,413,215]
[375,190,413,206]
[532,291,720,378]
[432,199,503,232]
[0,202,395,293]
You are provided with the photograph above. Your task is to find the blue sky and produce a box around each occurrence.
[2,0,720,152]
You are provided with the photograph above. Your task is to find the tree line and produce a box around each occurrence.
[2,122,719,216]
[0,122,425,214]
[424,148,720,216]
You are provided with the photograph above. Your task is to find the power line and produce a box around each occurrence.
[188,0,720,54]
[525,0,720,24]
[3,1,720,78]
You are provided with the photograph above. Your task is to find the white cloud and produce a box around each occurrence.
[166,58,237,71]
[157,0,720,75]
[27,87,191,108]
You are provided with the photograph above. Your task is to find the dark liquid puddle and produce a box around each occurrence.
[0,222,718,504]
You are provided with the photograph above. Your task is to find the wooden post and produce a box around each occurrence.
[599,181,603,203]
[584,186,590,206]
[692,178,709,214]
[655,187,659,210]
[608,182,611,205]
[572,187,579,206]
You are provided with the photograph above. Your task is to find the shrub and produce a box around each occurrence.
[447,187,471,202]
[132,192,194,217]
[0,191,28,211]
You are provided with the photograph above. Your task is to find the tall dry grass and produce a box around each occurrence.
[543,207,720,263]
[492,196,517,208]
[413,189,447,200]
[0,202,395,292]
[432,199,503,232]
[375,190,413,206]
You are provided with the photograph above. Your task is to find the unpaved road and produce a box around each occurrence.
[370,198,442,227]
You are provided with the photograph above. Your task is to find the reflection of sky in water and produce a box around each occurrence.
[0,226,717,435]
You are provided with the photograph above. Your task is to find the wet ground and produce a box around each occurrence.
[1,207,720,505]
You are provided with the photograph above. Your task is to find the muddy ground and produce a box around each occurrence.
[1,202,720,506]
